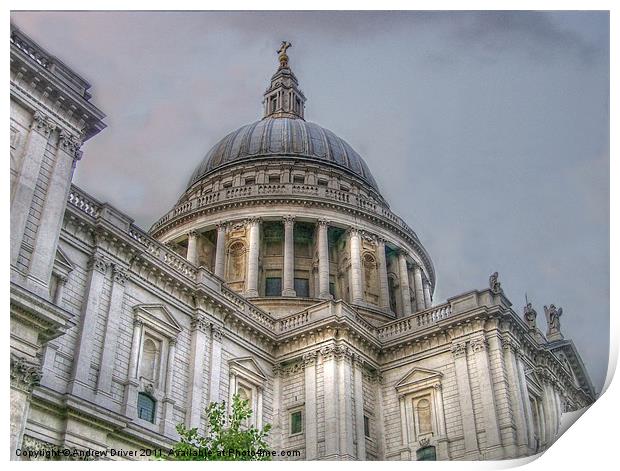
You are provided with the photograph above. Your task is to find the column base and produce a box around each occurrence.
[281,289,296,297]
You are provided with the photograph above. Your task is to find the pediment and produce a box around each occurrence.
[53,246,74,275]
[229,357,267,385]
[133,304,181,338]
[395,367,443,393]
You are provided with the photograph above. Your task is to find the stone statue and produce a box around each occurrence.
[544,304,563,339]
[277,41,292,67]
[489,271,502,294]
[523,302,537,330]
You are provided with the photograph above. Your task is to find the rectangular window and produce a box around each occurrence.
[137,393,156,423]
[290,410,303,435]
[265,277,282,297]
[222,181,232,188]
[293,175,305,184]
[269,175,281,184]
[317,178,328,187]
[364,415,370,438]
[329,282,336,298]
[245,177,255,185]
[294,278,309,298]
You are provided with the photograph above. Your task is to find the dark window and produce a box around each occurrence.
[137,392,156,423]
[222,181,232,188]
[293,175,304,184]
[416,446,436,461]
[290,410,303,435]
[265,277,282,297]
[364,415,370,438]
[294,278,309,298]
[245,177,255,185]
[271,97,277,113]
[269,175,281,184]
[329,282,336,298]
[317,179,328,187]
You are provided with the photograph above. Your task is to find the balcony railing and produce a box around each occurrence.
[150,182,419,242]
[67,184,453,342]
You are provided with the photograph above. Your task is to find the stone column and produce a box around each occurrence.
[282,216,296,296]
[353,355,366,460]
[376,238,390,310]
[69,253,109,398]
[451,341,479,458]
[123,319,144,419]
[337,346,355,459]
[186,230,199,265]
[96,265,128,396]
[433,384,450,459]
[10,111,55,267]
[423,279,432,308]
[516,351,536,451]
[214,223,226,278]
[53,274,68,305]
[348,228,364,304]
[317,219,331,299]
[186,315,209,428]
[303,352,318,459]
[321,345,339,458]
[272,365,283,451]
[413,264,425,312]
[28,130,82,288]
[10,353,42,457]
[503,339,529,454]
[208,326,223,404]
[398,251,412,316]
[470,335,503,459]
[541,379,556,447]
[374,374,387,460]
[245,218,260,297]
[162,340,177,437]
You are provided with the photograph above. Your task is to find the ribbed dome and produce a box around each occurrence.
[187,117,379,191]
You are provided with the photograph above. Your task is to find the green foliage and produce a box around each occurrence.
[170,394,272,461]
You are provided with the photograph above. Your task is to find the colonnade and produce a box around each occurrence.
[182,216,433,315]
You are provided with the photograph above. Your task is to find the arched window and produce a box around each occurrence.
[137,392,156,423]
[416,398,432,435]
[140,337,159,381]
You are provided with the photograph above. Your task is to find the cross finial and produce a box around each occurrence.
[277,41,292,68]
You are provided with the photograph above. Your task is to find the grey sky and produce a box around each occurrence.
[11,11,609,391]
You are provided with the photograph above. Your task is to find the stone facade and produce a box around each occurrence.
[10,28,595,461]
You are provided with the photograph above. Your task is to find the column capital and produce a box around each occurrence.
[282,215,295,225]
[317,218,330,227]
[211,325,224,341]
[347,226,361,236]
[398,249,409,259]
[191,314,210,333]
[470,335,487,353]
[187,230,199,238]
[320,345,336,360]
[302,351,318,367]
[133,318,144,328]
[10,353,42,393]
[245,216,262,227]
[112,265,129,285]
[168,339,177,348]
[88,253,109,274]
[31,111,55,137]
[451,341,468,359]
[56,273,68,285]
[58,129,83,160]
[216,221,228,232]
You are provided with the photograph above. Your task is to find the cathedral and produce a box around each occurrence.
[10,26,595,461]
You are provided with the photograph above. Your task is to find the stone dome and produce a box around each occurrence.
[187,117,380,192]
